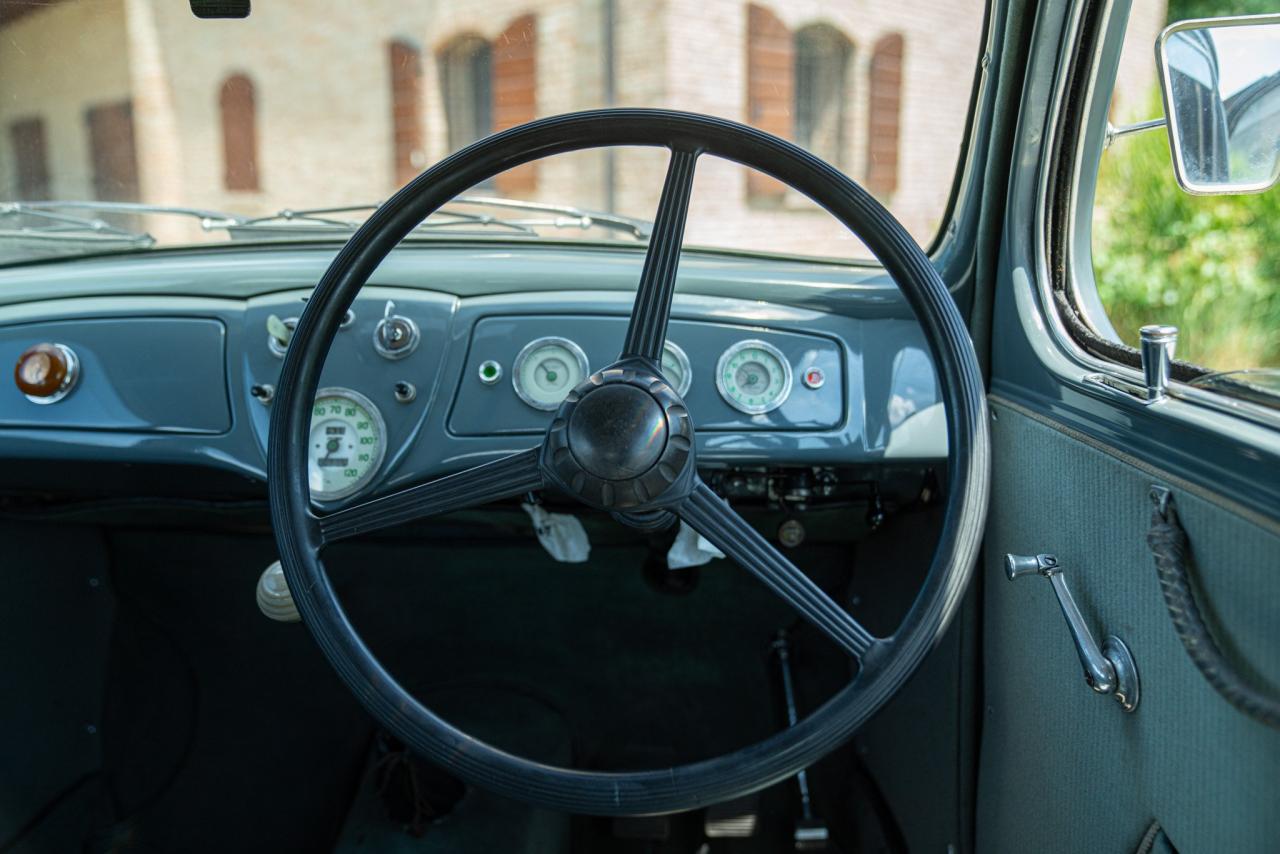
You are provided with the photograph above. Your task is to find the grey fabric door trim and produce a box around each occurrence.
[988,394,1280,538]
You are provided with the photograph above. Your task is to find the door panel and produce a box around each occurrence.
[977,398,1280,853]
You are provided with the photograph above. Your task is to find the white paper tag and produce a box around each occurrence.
[522,502,591,563]
[667,520,725,569]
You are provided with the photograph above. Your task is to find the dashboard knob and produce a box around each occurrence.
[14,342,79,403]
[256,560,300,623]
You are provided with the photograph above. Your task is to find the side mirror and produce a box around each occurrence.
[1157,15,1280,195]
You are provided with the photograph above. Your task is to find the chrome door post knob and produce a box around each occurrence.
[1139,324,1177,402]
[1005,552,1140,712]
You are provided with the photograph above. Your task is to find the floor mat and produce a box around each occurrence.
[96,527,853,851]
[335,682,572,853]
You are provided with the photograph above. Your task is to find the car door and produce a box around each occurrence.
[974,1,1280,852]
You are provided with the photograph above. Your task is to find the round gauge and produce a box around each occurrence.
[715,339,793,415]
[512,337,589,410]
[660,341,693,397]
[307,388,386,501]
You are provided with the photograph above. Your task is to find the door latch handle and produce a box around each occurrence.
[1005,553,1140,712]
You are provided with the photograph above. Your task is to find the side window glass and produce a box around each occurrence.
[1091,0,1280,371]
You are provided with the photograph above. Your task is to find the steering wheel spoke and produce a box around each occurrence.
[680,479,877,660]
[619,147,699,363]
[317,448,543,544]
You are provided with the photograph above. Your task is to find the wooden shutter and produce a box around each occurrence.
[219,74,259,191]
[745,4,793,200]
[492,14,537,195]
[85,100,140,202]
[866,34,904,198]
[389,40,425,185]
[9,118,51,200]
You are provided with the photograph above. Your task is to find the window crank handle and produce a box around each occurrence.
[1005,553,1140,712]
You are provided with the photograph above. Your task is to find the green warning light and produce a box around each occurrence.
[478,360,502,385]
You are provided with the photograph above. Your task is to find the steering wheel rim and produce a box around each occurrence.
[268,108,989,816]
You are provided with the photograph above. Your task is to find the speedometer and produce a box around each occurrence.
[513,337,589,410]
[308,388,386,500]
[715,339,793,414]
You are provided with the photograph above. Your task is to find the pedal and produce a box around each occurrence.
[704,793,759,838]
[773,630,832,851]
[795,817,831,850]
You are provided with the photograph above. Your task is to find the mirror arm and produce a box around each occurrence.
[1103,117,1167,149]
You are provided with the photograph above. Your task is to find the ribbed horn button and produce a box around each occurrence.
[567,384,668,480]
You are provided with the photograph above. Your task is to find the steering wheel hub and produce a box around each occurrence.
[568,383,668,478]
[543,365,694,511]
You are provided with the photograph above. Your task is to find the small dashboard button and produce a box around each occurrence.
[802,367,826,390]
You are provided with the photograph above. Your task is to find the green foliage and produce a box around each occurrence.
[1091,95,1280,369]
[1167,0,1275,23]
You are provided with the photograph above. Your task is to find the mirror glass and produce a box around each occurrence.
[1159,17,1280,194]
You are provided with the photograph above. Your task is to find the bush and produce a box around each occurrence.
[1091,95,1280,369]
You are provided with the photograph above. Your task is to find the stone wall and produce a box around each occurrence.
[0,0,1168,258]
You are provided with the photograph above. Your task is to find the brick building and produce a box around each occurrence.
[0,0,1165,257]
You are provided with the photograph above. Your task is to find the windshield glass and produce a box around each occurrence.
[0,1,985,266]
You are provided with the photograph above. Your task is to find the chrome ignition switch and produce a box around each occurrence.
[373,300,420,360]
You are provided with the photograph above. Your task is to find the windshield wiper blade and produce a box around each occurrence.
[0,202,162,259]
[444,196,652,239]
[222,204,540,238]
[1,202,149,241]
[216,197,652,242]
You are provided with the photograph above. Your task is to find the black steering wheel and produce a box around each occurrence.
[268,109,989,816]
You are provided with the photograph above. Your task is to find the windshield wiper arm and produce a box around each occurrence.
[4,200,239,228]
[0,202,156,249]
[0,200,252,253]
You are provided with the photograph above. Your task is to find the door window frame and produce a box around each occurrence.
[1040,0,1280,436]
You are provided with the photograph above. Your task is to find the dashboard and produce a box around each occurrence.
[0,244,947,506]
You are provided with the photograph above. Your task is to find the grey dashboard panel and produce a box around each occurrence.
[240,288,459,495]
[449,315,844,435]
[0,243,919,318]
[0,246,948,501]
[0,316,230,433]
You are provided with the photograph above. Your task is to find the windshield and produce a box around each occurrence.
[0,1,985,266]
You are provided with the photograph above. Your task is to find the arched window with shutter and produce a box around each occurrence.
[745,3,793,201]
[219,74,259,191]
[866,34,904,198]
[491,14,537,195]
[389,39,425,185]
[439,34,493,154]
[794,24,852,168]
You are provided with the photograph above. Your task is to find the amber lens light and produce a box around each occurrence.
[15,343,69,399]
